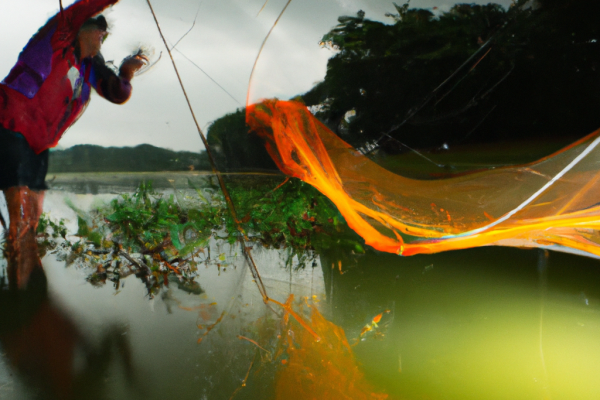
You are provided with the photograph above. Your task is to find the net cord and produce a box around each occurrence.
[145,0,270,302]
[443,134,600,239]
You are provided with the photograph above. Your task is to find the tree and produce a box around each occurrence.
[206,108,277,171]
[303,0,600,151]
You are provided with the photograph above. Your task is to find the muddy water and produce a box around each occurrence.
[1,185,600,399]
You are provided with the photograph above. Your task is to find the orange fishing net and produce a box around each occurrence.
[247,100,600,257]
[274,295,388,400]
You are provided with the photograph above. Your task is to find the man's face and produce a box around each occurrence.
[78,28,107,58]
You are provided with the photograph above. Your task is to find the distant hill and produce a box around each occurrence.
[48,144,211,173]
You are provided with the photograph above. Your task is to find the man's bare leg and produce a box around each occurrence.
[4,186,44,290]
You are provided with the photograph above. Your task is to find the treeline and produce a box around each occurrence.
[48,144,210,173]
[207,0,600,167]
[303,0,600,150]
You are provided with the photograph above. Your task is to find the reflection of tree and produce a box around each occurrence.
[0,269,136,400]
[303,0,600,150]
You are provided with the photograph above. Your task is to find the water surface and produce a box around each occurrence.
[1,181,600,399]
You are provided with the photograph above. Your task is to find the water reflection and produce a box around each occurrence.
[0,266,135,400]
[1,188,331,399]
[323,246,600,400]
[2,188,600,399]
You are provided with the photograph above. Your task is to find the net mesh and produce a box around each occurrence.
[247,99,600,258]
[273,295,388,400]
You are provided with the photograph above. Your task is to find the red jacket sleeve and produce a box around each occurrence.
[90,53,132,104]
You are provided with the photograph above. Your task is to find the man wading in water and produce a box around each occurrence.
[0,0,146,289]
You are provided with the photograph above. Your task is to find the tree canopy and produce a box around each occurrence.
[208,0,600,167]
[303,0,600,151]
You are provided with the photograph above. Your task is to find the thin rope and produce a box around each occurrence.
[256,0,270,17]
[173,48,242,105]
[370,19,511,149]
[246,0,293,107]
[145,0,269,302]
[170,0,203,50]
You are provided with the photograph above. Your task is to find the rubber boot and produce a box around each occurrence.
[3,186,45,290]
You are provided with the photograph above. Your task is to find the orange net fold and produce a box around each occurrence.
[247,100,600,258]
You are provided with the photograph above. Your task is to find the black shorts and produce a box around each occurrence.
[0,127,48,191]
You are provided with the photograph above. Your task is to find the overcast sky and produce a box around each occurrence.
[0,0,512,152]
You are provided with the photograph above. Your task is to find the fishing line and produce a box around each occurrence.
[170,0,203,51]
[165,0,241,105]
[434,47,493,107]
[173,48,242,106]
[246,0,293,107]
[145,0,269,303]
[380,134,445,168]
[370,16,516,154]
[256,0,270,17]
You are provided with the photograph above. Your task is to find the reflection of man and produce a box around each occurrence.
[0,268,134,399]
[0,0,145,288]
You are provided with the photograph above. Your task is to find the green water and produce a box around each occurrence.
[1,183,600,399]
[325,247,600,400]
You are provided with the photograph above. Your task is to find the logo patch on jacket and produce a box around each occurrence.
[67,66,83,99]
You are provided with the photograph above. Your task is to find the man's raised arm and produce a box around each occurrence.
[90,52,146,104]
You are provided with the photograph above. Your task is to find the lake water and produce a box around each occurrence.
[1,174,600,399]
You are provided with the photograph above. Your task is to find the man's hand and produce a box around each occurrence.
[119,54,148,80]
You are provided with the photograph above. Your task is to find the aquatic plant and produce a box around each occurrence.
[36,178,364,295]
[97,178,350,255]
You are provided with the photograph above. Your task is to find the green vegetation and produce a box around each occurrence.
[48,144,210,172]
[37,213,68,240]
[95,178,351,255]
[37,178,364,294]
